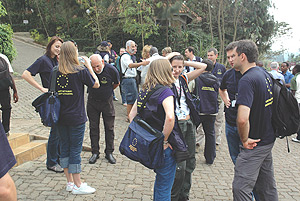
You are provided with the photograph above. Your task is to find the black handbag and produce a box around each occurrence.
[119,85,165,169]
[32,67,60,127]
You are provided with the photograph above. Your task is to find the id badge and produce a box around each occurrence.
[231,100,236,108]
[177,110,186,120]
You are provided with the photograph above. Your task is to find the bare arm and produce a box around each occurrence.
[22,70,48,93]
[113,83,120,90]
[219,88,230,108]
[10,74,18,103]
[129,100,138,122]
[128,60,150,68]
[184,61,207,81]
[162,96,175,140]
[82,56,100,88]
[237,105,260,149]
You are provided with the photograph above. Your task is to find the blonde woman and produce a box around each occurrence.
[138,45,152,85]
[54,41,99,194]
[129,59,176,201]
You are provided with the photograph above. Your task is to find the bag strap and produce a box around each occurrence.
[194,77,199,97]
[119,52,130,75]
[49,66,58,93]
[138,85,164,114]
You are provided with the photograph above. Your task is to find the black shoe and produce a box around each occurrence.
[89,154,99,164]
[105,153,116,164]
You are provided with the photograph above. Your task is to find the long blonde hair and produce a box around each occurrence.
[58,41,84,74]
[142,59,175,90]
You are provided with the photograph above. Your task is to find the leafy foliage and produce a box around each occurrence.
[0,1,16,62]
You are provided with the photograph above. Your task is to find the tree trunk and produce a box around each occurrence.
[207,0,214,47]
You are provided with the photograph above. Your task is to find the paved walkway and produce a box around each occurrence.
[7,33,300,200]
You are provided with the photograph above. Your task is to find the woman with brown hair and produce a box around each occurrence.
[129,59,176,200]
[54,41,99,194]
[22,36,64,173]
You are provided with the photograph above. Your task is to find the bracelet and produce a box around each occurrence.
[163,141,168,145]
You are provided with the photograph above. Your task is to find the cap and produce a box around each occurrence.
[100,41,109,47]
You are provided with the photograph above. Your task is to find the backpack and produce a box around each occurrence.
[118,52,129,80]
[271,76,300,151]
[0,57,13,90]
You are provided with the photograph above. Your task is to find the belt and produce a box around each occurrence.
[122,77,135,79]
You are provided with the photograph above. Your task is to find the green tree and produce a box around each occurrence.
[119,0,159,47]
[0,1,17,62]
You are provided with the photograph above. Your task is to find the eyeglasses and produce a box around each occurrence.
[68,40,77,47]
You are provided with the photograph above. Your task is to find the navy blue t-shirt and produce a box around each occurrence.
[236,67,275,146]
[27,55,58,88]
[212,62,226,84]
[88,63,120,101]
[220,68,242,126]
[54,67,95,126]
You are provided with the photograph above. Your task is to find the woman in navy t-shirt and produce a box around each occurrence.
[55,41,99,195]
[129,59,176,201]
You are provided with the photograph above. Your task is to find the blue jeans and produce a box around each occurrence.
[46,126,60,167]
[225,122,241,165]
[121,78,138,105]
[57,123,85,174]
[154,147,176,201]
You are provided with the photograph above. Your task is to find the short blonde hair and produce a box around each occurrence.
[58,41,84,74]
[142,59,174,90]
[162,47,172,55]
[141,45,151,59]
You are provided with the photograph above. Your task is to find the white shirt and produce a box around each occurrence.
[0,53,13,73]
[121,53,136,77]
[269,70,285,84]
[174,76,190,120]
[294,74,300,103]
[139,53,164,84]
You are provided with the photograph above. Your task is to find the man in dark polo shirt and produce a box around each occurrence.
[232,40,278,200]
[88,54,120,164]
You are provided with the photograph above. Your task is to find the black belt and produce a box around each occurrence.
[122,77,135,79]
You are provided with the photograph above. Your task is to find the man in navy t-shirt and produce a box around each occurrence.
[231,40,278,200]
[87,54,120,164]
[219,41,242,164]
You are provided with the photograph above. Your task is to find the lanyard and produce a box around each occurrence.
[176,79,182,108]
[233,70,239,99]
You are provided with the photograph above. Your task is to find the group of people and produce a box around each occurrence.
[1,35,297,200]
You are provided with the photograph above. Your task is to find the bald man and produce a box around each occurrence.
[87,54,120,164]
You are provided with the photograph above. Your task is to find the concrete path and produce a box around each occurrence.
[7,33,300,200]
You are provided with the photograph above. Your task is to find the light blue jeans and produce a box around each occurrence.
[154,147,176,201]
[56,123,85,174]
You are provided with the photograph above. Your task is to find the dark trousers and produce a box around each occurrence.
[0,89,11,133]
[171,119,196,201]
[87,96,115,155]
[201,115,216,164]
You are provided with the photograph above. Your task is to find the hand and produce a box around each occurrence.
[165,52,180,60]
[163,142,173,150]
[41,87,48,93]
[224,98,231,108]
[81,56,91,67]
[13,92,18,103]
[242,138,260,149]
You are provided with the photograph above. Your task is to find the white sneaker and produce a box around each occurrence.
[66,182,74,192]
[292,138,300,143]
[72,183,96,195]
